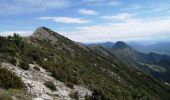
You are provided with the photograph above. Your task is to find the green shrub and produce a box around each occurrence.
[85,93,92,100]
[0,67,25,89]
[10,57,17,66]
[51,69,67,82]
[69,92,79,100]
[89,89,107,100]
[66,82,74,89]
[44,81,56,91]
[19,62,30,70]
[33,66,40,71]
[7,47,16,55]
[13,33,22,47]
[26,47,42,62]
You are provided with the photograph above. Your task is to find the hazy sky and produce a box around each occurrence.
[0,0,170,43]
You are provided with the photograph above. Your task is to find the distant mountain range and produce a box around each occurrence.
[88,41,170,83]
[87,41,170,55]
[128,41,170,55]
[86,42,115,48]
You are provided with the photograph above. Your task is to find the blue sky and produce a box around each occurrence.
[1,0,170,43]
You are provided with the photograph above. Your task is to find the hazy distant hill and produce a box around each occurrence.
[86,42,114,48]
[89,41,170,83]
[128,41,170,55]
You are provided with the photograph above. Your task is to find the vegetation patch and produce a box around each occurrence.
[10,57,17,66]
[69,92,79,100]
[44,81,56,91]
[0,66,25,89]
[19,62,30,70]
[0,91,13,100]
[65,82,74,89]
[33,66,40,71]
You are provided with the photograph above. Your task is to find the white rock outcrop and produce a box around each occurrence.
[2,63,91,100]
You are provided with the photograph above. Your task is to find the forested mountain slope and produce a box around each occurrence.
[0,27,170,100]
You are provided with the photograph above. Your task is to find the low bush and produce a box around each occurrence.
[44,81,56,91]
[84,94,92,100]
[19,62,30,70]
[10,57,17,66]
[69,92,79,100]
[33,66,40,71]
[65,82,74,89]
[0,67,25,89]
[85,89,107,100]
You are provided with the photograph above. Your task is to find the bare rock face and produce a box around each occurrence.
[31,27,59,44]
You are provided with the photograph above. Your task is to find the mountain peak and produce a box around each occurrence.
[36,26,48,30]
[32,27,56,37]
[114,41,131,49]
[31,27,59,43]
